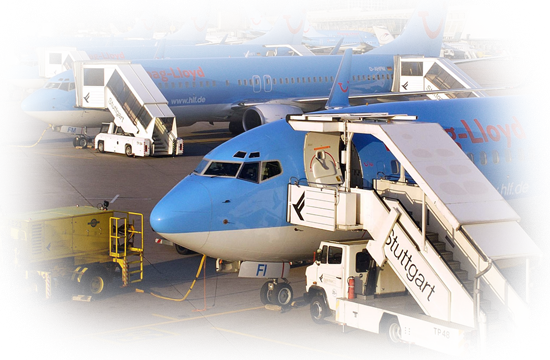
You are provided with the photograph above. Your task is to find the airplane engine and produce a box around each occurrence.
[242,104,303,131]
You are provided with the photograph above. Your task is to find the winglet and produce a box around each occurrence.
[117,0,160,38]
[510,49,546,89]
[329,38,344,55]
[326,48,352,110]
[105,34,115,46]
[166,0,212,43]
[154,38,166,59]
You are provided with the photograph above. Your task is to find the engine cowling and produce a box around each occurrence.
[242,104,303,131]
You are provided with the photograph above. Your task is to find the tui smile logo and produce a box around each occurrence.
[418,1,447,39]
[338,81,349,93]
[293,192,305,221]
[194,12,210,32]
[141,15,157,31]
[250,15,264,25]
[283,8,306,35]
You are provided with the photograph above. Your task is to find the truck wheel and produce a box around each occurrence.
[386,318,407,348]
[125,144,133,157]
[81,268,108,296]
[260,281,275,305]
[78,136,88,149]
[275,283,293,306]
[97,141,105,153]
[310,295,329,324]
[175,244,191,255]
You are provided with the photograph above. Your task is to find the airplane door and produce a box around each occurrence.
[252,75,261,93]
[263,75,272,92]
[304,132,343,187]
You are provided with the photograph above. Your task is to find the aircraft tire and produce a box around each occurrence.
[275,283,293,306]
[310,295,329,324]
[381,316,403,345]
[260,281,272,305]
[78,136,88,149]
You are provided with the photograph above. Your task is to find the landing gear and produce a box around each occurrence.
[73,134,90,149]
[260,279,293,306]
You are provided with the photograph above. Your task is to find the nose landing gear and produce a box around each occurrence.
[260,279,293,307]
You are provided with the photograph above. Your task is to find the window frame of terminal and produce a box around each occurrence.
[193,158,283,184]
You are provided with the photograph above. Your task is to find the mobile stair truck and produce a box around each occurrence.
[6,206,144,299]
[286,113,541,355]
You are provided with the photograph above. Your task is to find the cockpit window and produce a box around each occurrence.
[237,162,259,183]
[193,159,210,174]
[261,161,282,181]
[203,161,242,177]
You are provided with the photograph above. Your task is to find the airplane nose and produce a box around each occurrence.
[150,177,212,249]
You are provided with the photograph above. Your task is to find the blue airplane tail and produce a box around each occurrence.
[247,0,309,45]
[326,48,352,109]
[243,4,273,31]
[304,20,326,38]
[165,0,212,43]
[369,0,447,57]
[117,0,160,38]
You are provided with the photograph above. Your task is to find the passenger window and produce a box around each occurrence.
[529,146,535,160]
[518,148,525,161]
[261,161,282,181]
[480,151,487,165]
[328,246,342,264]
[492,150,500,164]
[467,153,474,163]
[237,162,259,183]
[505,149,512,162]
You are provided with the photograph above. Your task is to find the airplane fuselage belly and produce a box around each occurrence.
[28,109,113,128]
[170,103,233,126]
[159,226,367,262]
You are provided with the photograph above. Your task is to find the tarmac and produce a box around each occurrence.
[0,61,550,360]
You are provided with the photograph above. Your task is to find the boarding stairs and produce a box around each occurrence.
[73,61,183,156]
[392,56,486,99]
[37,47,90,79]
[286,113,540,332]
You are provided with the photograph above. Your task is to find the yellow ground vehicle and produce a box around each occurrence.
[8,206,144,299]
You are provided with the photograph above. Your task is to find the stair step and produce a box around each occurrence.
[426,232,439,243]
[483,309,504,321]
[488,319,506,333]
[446,260,461,271]
[480,299,491,311]
[463,280,474,294]
[441,251,454,261]
[454,269,469,281]
[431,241,447,252]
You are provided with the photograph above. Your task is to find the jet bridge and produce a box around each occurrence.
[286,113,540,332]
[392,56,486,99]
[73,61,183,156]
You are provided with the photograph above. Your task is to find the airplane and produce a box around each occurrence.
[149,94,540,307]
[21,0,447,136]
[244,4,379,50]
[10,10,309,92]
[0,0,212,68]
